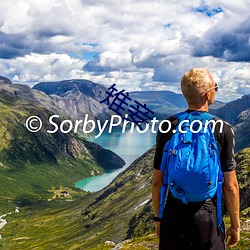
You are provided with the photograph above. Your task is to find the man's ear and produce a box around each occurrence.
[204,92,209,100]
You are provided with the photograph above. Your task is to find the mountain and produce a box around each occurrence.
[129,91,186,117]
[130,91,225,117]
[234,108,250,152]
[0,79,124,212]
[235,148,250,214]
[212,94,250,152]
[209,100,225,110]
[78,147,250,248]
[213,94,250,126]
[33,79,114,122]
[0,76,12,85]
[33,81,187,123]
[33,80,226,123]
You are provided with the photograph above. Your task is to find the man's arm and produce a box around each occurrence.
[223,170,240,248]
[152,169,163,238]
[152,117,176,239]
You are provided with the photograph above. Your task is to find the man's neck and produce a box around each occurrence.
[187,103,209,112]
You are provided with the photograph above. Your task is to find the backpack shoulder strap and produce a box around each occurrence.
[201,112,223,230]
[201,112,217,120]
[174,111,217,121]
[173,111,189,121]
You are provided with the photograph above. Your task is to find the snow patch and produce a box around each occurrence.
[134,199,150,210]
[0,208,20,238]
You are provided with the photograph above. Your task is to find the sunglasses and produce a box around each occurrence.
[203,83,218,95]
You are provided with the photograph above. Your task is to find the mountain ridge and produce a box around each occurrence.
[33,79,114,123]
[0,79,125,212]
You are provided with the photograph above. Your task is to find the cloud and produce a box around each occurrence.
[0,0,249,101]
[0,53,87,86]
[192,18,250,62]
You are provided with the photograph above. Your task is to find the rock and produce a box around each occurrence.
[105,240,116,247]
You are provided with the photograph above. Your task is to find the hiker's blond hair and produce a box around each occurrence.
[181,68,214,104]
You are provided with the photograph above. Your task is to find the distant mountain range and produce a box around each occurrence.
[32,79,225,121]
[129,90,186,117]
[33,78,249,152]
[3,76,250,159]
[212,94,250,126]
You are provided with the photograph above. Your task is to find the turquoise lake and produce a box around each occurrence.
[75,129,156,192]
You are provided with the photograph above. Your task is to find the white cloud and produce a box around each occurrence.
[0,53,87,86]
[0,0,249,101]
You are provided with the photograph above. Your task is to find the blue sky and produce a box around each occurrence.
[0,0,249,102]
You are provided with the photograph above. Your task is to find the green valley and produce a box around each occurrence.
[0,147,249,249]
[0,82,124,214]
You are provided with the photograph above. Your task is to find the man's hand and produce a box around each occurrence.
[155,221,161,239]
[225,225,240,248]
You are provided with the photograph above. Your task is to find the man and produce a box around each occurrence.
[152,68,240,249]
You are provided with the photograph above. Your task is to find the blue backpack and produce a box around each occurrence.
[158,111,223,228]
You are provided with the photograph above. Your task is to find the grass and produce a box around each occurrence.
[0,198,89,250]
